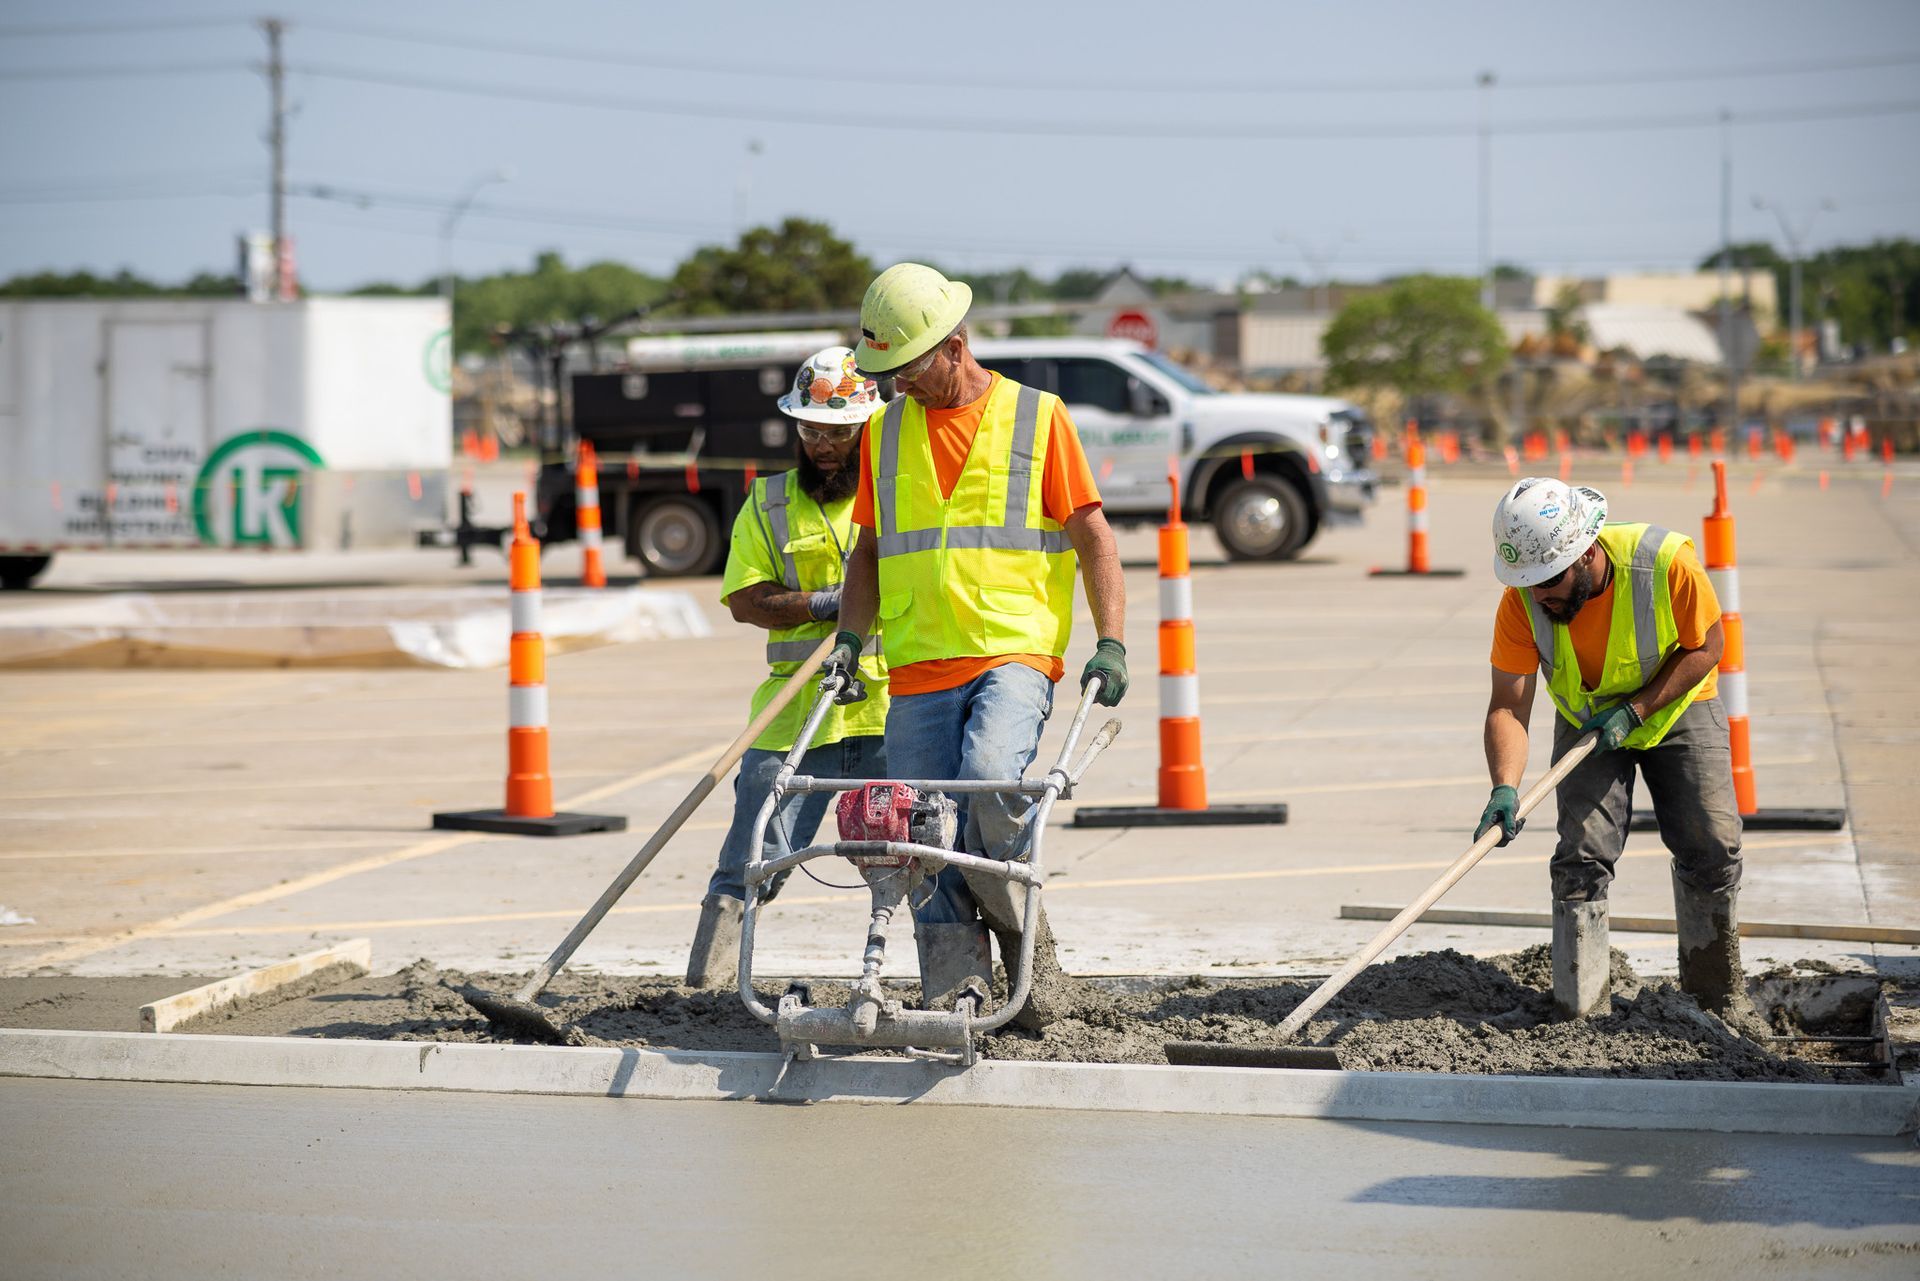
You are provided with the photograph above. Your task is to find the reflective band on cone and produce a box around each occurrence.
[576,441,606,589]
[507,492,555,818]
[1158,465,1207,810]
[1704,461,1756,816]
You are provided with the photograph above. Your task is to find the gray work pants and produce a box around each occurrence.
[1549,697,1743,902]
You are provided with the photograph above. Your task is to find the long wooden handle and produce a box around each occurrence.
[1274,734,1599,1041]
[513,633,839,1000]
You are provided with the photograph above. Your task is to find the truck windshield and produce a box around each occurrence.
[1137,350,1217,395]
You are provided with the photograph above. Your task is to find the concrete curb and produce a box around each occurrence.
[139,939,372,1032]
[3,1028,1914,1137]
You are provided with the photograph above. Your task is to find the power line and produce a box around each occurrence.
[288,61,1920,141]
[0,15,248,38]
[0,60,253,80]
[294,17,1920,95]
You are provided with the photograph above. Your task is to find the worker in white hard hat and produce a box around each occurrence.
[684,346,892,988]
[822,263,1129,1031]
[1479,477,1747,1021]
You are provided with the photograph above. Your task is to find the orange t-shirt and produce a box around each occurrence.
[852,373,1102,695]
[1491,541,1720,702]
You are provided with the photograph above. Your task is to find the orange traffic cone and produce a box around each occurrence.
[575,440,607,588]
[1631,462,1843,834]
[433,493,627,837]
[1074,464,1289,830]
[1370,427,1464,578]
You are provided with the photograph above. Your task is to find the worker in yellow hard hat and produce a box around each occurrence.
[824,263,1129,1030]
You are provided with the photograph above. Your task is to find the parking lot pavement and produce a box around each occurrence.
[3,462,1915,983]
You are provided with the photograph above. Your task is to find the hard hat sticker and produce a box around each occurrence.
[1500,542,1520,564]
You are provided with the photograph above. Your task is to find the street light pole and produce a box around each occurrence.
[440,169,512,301]
[1478,70,1495,311]
[1752,195,1834,380]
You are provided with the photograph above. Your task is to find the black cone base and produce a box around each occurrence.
[1368,566,1466,577]
[1072,802,1288,829]
[432,808,627,837]
[1629,808,1846,833]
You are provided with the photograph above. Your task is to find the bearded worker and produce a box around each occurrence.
[822,263,1129,1030]
[684,346,890,988]
[1478,477,1748,1021]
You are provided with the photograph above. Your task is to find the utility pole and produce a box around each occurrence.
[1753,194,1835,381]
[260,17,289,300]
[1717,110,1738,434]
[1276,231,1354,313]
[1478,70,1495,311]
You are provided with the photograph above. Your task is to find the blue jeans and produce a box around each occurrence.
[884,663,1056,925]
[707,734,889,902]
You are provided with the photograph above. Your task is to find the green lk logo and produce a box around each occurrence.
[1499,542,1520,564]
[192,430,324,548]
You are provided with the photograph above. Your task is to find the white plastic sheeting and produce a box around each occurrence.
[0,587,711,669]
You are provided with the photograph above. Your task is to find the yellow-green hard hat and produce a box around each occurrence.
[856,262,972,375]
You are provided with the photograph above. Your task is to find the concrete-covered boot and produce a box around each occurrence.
[962,867,1073,1031]
[1673,870,1755,1019]
[684,893,743,989]
[915,921,991,1013]
[1552,898,1611,1019]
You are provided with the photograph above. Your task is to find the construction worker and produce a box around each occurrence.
[825,263,1129,1031]
[685,345,890,988]
[1478,477,1748,1021]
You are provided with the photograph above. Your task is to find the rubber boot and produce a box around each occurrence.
[1673,870,1755,1020]
[915,921,991,1012]
[1551,899,1611,1019]
[962,867,1073,1031]
[684,893,743,989]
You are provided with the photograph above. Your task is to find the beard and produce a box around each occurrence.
[1540,558,1600,623]
[796,443,861,504]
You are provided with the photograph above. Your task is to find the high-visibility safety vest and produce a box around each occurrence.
[1521,522,1711,749]
[738,470,887,753]
[869,378,1078,668]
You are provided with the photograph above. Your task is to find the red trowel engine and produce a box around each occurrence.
[836,782,958,867]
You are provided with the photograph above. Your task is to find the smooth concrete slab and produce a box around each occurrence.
[7,1076,1918,1281]
[4,1027,1915,1137]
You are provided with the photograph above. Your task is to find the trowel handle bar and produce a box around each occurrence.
[511,633,839,1002]
[1273,733,1600,1041]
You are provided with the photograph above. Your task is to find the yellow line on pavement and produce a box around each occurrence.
[0,838,401,862]
[16,738,729,967]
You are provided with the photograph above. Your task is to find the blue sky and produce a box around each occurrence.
[2,0,1916,291]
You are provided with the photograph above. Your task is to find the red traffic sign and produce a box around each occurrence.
[1106,309,1159,349]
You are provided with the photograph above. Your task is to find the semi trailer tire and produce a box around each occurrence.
[631,496,722,577]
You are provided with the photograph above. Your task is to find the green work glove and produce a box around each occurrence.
[1080,638,1128,707]
[1474,785,1524,847]
[1578,701,1643,751]
[820,629,867,705]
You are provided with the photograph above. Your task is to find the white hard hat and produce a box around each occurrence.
[776,346,885,425]
[1491,477,1608,587]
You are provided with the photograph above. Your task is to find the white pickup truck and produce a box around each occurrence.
[971,338,1377,560]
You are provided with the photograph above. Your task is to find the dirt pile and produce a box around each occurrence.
[176,948,1888,1085]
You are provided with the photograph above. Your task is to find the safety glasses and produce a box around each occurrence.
[1533,563,1572,591]
[796,423,861,444]
[886,340,945,385]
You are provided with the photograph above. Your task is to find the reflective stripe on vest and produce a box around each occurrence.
[1522,522,1709,749]
[766,634,881,664]
[761,470,802,590]
[869,377,1078,667]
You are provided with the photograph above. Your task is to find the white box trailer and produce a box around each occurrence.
[0,297,451,587]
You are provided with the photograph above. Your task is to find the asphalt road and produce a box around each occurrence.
[2,1076,1917,1280]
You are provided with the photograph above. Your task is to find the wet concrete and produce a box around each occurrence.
[5,1077,1918,1280]
[0,975,215,1031]
[173,949,1893,1084]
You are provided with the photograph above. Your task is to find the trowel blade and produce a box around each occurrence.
[1163,1039,1345,1070]
[457,984,567,1044]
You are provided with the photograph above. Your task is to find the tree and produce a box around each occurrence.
[1321,275,1508,424]
[668,218,871,316]
[0,267,241,298]
[449,251,667,353]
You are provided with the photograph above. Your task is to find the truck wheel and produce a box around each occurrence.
[1213,477,1309,561]
[0,555,52,590]
[632,497,722,577]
